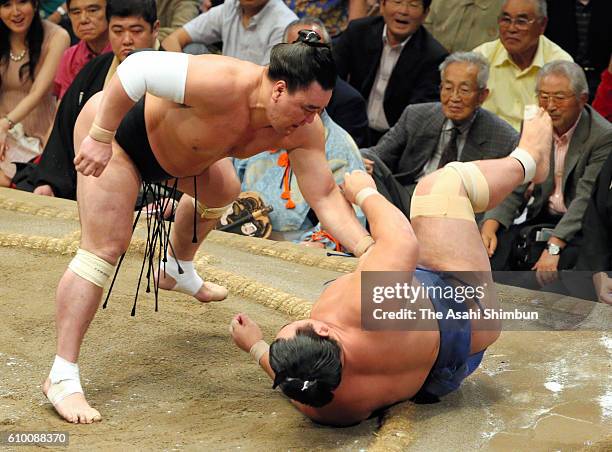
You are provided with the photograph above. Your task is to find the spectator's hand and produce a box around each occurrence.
[200,0,212,11]
[341,169,376,205]
[480,219,500,257]
[608,54,612,74]
[34,185,55,197]
[532,249,560,286]
[362,157,374,175]
[593,272,612,305]
[0,117,10,161]
[74,135,112,177]
[229,313,263,353]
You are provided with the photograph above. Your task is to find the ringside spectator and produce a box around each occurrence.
[481,60,612,281]
[162,0,296,65]
[361,51,518,217]
[334,0,448,145]
[54,0,111,99]
[473,0,572,131]
[0,0,70,187]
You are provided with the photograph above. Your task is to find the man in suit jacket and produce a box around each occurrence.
[481,61,612,280]
[333,0,448,145]
[544,0,612,100]
[361,51,518,217]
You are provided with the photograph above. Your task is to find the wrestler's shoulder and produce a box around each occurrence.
[187,54,261,81]
[185,56,262,107]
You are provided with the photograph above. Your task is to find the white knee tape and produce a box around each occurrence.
[509,147,536,184]
[162,254,203,296]
[117,51,189,104]
[68,249,115,288]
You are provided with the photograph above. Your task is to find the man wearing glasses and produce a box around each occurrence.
[333,0,448,146]
[360,51,518,218]
[473,0,572,130]
[481,60,612,279]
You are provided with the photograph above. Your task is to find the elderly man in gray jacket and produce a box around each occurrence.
[361,51,519,218]
[481,60,612,282]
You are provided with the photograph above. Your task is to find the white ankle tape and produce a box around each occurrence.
[509,147,536,184]
[163,254,203,296]
[47,355,83,405]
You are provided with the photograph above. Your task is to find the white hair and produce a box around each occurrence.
[502,0,547,18]
[537,60,589,98]
[439,52,490,90]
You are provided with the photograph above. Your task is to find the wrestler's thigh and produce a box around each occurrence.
[175,158,240,206]
[411,172,491,273]
[74,93,140,261]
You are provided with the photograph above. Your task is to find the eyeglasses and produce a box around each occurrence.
[388,0,423,9]
[440,84,478,99]
[497,15,538,30]
[537,92,575,104]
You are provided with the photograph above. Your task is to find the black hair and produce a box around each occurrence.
[268,30,336,93]
[269,325,342,408]
[106,0,156,25]
[384,0,432,9]
[0,0,43,88]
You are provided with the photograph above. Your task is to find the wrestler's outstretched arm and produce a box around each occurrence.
[288,126,370,255]
[342,170,419,273]
[229,313,274,378]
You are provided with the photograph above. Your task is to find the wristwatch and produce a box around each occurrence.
[547,243,562,255]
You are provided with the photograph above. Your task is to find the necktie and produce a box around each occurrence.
[438,127,460,169]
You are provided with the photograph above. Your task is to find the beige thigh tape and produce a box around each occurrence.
[410,194,476,221]
[68,249,115,288]
[192,198,231,220]
[445,162,489,213]
[410,162,489,221]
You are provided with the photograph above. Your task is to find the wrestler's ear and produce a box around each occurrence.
[272,80,287,102]
[314,323,330,337]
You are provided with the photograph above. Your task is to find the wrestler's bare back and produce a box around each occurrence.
[297,269,499,425]
[142,56,327,177]
[294,272,440,425]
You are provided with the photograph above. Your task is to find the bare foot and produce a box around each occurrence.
[156,270,228,302]
[43,378,101,424]
[518,108,553,184]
